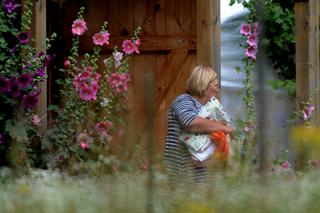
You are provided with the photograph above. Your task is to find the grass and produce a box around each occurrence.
[1,166,320,213]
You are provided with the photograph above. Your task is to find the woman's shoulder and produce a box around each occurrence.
[173,93,195,103]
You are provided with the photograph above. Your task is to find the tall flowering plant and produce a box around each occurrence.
[234,21,260,164]
[43,7,141,169]
[0,0,55,167]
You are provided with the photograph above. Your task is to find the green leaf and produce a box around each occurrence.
[235,66,241,73]
[5,119,28,142]
[47,104,60,112]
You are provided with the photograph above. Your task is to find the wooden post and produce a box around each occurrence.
[295,0,320,126]
[196,0,220,98]
[308,0,320,126]
[33,0,47,129]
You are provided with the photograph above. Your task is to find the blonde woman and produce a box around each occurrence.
[164,65,233,183]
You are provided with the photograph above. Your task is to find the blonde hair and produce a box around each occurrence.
[185,65,218,96]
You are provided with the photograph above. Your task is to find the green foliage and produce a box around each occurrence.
[230,0,296,96]
[42,7,142,170]
[0,0,55,169]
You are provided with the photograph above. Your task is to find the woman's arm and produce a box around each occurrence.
[188,116,233,134]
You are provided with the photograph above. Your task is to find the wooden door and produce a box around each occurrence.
[53,0,197,157]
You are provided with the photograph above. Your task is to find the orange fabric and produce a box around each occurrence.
[210,131,229,161]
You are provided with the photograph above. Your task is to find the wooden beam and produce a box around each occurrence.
[155,48,189,108]
[196,0,220,98]
[308,0,320,125]
[295,1,320,126]
[33,0,47,129]
[71,35,196,53]
[295,2,309,113]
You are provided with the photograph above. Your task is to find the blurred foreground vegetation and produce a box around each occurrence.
[1,166,320,213]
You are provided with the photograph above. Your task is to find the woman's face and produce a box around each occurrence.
[204,78,219,99]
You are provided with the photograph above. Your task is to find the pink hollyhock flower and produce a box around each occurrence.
[245,46,257,60]
[77,132,92,149]
[91,72,101,81]
[243,126,250,133]
[80,142,89,149]
[79,86,97,101]
[240,23,251,36]
[281,160,291,169]
[107,73,131,93]
[96,121,112,138]
[122,39,135,54]
[32,114,41,126]
[135,39,141,46]
[91,81,99,93]
[247,34,258,47]
[303,105,314,120]
[92,31,110,46]
[64,59,71,68]
[71,19,87,36]
[103,31,110,43]
[107,73,123,88]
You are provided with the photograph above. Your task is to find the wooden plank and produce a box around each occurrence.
[134,0,147,32]
[308,0,320,126]
[119,0,134,35]
[155,48,189,108]
[197,0,221,98]
[295,2,312,119]
[108,0,120,35]
[295,0,319,126]
[155,0,166,35]
[75,35,196,53]
[34,0,47,130]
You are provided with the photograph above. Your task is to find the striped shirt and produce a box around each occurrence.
[164,93,207,183]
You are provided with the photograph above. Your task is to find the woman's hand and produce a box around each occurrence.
[188,117,234,134]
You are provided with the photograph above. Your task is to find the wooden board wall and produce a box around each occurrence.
[60,0,197,156]
[295,0,320,126]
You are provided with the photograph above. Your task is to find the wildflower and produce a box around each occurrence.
[22,93,39,109]
[96,121,112,138]
[100,98,109,107]
[92,31,110,46]
[3,0,20,14]
[240,23,251,36]
[0,77,11,93]
[32,114,41,126]
[113,51,123,68]
[245,46,257,60]
[71,19,87,36]
[122,39,135,55]
[35,68,46,78]
[17,73,32,89]
[79,86,97,101]
[107,73,131,93]
[281,160,291,169]
[10,77,20,97]
[80,142,89,149]
[77,132,92,149]
[17,32,30,45]
[247,34,258,48]
[243,126,250,133]
[64,59,71,68]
